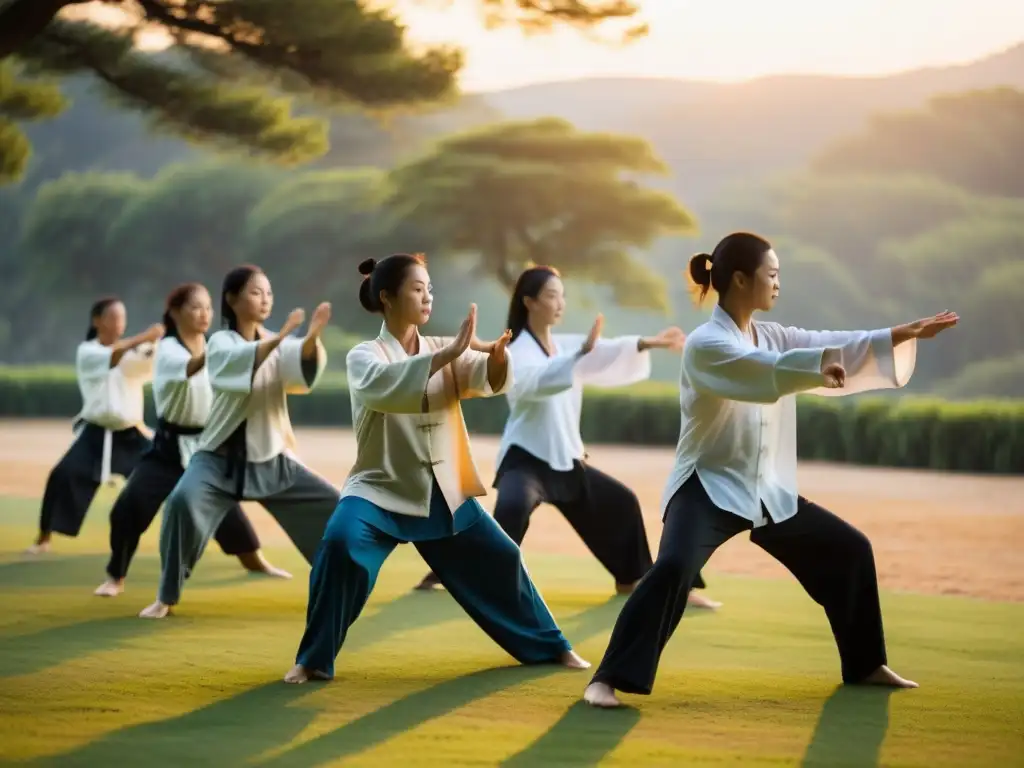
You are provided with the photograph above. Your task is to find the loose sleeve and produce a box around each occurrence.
[684,333,832,404]
[450,347,513,400]
[571,335,652,388]
[154,339,191,384]
[117,342,156,382]
[507,354,578,402]
[207,332,258,394]
[278,337,327,395]
[346,343,434,414]
[766,324,917,397]
[76,342,113,387]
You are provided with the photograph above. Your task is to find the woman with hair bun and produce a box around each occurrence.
[94,282,290,599]
[139,265,339,619]
[27,297,164,555]
[286,253,589,684]
[583,231,959,708]
[413,264,719,608]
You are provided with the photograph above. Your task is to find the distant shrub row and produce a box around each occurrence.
[1,366,1020,474]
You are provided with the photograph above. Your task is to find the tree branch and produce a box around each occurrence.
[0,0,94,60]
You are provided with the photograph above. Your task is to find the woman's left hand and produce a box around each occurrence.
[642,326,687,352]
[472,330,512,355]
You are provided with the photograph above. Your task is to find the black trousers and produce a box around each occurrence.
[493,463,656,586]
[106,450,261,580]
[591,474,887,694]
[39,424,150,537]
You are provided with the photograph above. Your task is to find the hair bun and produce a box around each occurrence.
[358,258,377,276]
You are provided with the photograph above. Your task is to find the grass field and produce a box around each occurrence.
[1,497,1022,766]
[0,422,1022,766]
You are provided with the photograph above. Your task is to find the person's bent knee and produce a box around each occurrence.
[652,551,697,584]
[846,526,874,564]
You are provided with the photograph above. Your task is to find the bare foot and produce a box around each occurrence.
[560,650,591,670]
[857,665,919,689]
[138,600,171,619]
[615,581,639,595]
[583,682,622,708]
[283,664,331,684]
[687,591,723,610]
[414,572,445,591]
[94,579,124,597]
[237,551,293,580]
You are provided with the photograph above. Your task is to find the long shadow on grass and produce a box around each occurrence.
[27,597,632,767]
[259,598,631,767]
[0,616,164,678]
[501,701,641,766]
[0,553,252,591]
[801,686,894,767]
[30,682,314,768]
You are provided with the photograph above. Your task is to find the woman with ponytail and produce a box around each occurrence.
[411,265,718,604]
[94,283,290,598]
[27,298,164,555]
[584,232,959,708]
[139,266,338,619]
[286,254,589,684]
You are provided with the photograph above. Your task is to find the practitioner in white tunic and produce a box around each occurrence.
[286,254,589,684]
[94,283,290,598]
[584,232,959,708]
[139,265,339,619]
[27,297,164,555]
[414,265,719,607]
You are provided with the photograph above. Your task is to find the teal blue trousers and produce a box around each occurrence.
[294,485,571,678]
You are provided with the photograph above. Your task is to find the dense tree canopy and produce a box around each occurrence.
[386,117,695,310]
[0,0,644,182]
[813,88,1024,198]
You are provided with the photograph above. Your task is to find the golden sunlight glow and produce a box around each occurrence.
[71,0,1024,92]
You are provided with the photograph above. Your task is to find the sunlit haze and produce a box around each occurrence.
[396,0,1024,91]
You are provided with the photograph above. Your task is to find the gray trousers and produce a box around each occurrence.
[158,450,339,605]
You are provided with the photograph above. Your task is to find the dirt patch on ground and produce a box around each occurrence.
[3,419,1022,601]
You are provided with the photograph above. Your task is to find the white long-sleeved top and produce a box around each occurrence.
[152,336,215,468]
[341,324,512,517]
[662,305,917,527]
[75,339,155,482]
[195,330,327,463]
[496,331,651,471]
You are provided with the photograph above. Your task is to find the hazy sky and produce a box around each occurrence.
[397,0,1024,91]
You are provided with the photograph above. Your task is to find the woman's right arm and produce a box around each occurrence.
[685,332,841,404]
[347,344,438,414]
[109,323,164,368]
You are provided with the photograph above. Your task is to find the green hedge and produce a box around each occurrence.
[1,366,1020,474]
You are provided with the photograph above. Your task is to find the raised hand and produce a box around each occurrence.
[822,362,846,389]
[280,308,306,337]
[450,304,478,358]
[581,314,604,355]
[650,325,686,352]
[144,323,166,343]
[907,310,960,340]
[307,302,332,338]
[471,329,513,356]
[490,329,512,360]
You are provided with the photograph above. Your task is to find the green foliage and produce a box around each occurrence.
[18,20,330,165]
[21,170,147,297]
[0,61,64,182]
[813,88,1024,197]
[2,366,1020,474]
[0,0,645,177]
[106,162,282,294]
[387,117,695,310]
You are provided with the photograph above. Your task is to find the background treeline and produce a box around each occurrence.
[1,367,1020,475]
[2,40,1023,400]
